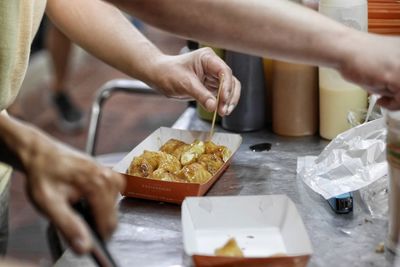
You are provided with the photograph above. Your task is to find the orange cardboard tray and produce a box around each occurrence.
[113,127,242,204]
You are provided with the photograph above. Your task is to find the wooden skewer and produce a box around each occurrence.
[208,74,224,141]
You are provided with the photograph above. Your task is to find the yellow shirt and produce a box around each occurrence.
[0,0,47,111]
[0,0,46,192]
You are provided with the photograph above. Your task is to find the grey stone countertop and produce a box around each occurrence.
[55,107,394,267]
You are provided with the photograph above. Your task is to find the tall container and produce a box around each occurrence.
[272,61,318,136]
[319,0,368,140]
[386,110,400,254]
[222,51,266,132]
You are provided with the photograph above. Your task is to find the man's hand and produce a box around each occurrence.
[338,32,400,110]
[0,115,125,255]
[17,124,125,254]
[150,47,241,116]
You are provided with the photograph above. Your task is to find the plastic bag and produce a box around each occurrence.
[297,118,387,199]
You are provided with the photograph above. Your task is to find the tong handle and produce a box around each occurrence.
[73,201,118,267]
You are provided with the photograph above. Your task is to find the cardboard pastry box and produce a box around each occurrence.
[182,195,313,267]
[113,127,242,204]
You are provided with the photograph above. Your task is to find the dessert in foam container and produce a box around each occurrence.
[182,195,313,267]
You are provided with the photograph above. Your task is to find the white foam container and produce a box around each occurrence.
[182,195,312,267]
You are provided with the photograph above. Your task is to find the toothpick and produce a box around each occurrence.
[208,74,224,141]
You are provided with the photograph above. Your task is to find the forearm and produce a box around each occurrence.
[46,0,164,87]
[108,0,354,69]
[0,114,36,172]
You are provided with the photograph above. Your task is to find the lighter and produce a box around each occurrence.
[327,192,353,214]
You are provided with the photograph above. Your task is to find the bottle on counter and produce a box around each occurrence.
[262,58,274,124]
[222,51,266,132]
[319,0,368,140]
[272,61,319,136]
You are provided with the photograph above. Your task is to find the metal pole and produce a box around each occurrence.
[85,79,157,156]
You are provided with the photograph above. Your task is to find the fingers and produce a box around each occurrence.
[198,48,240,116]
[365,83,400,110]
[225,77,241,116]
[186,75,217,111]
[378,94,400,110]
[87,191,118,240]
[81,168,124,240]
[217,63,235,115]
[217,76,241,116]
[203,76,219,92]
[365,85,395,98]
[23,139,125,255]
[34,188,92,254]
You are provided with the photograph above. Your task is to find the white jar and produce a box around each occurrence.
[318,0,368,140]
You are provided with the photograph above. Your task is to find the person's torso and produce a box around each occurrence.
[0,0,47,111]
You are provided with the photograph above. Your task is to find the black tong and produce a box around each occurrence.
[73,201,118,267]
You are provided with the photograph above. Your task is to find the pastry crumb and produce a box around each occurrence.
[375,242,385,253]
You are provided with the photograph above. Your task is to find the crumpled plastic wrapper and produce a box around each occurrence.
[297,118,387,199]
[358,175,388,219]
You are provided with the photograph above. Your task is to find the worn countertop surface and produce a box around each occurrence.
[55,107,395,267]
